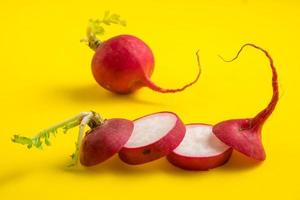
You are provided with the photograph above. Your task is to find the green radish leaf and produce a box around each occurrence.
[83,12,126,50]
[11,113,84,150]
[12,135,32,147]
[11,112,104,166]
[45,138,51,146]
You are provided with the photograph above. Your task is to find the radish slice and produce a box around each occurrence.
[119,112,186,165]
[167,124,232,170]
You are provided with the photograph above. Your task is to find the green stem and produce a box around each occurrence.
[32,112,89,140]
[86,26,101,51]
[12,111,104,166]
[81,11,126,51]
[70,112,94,166]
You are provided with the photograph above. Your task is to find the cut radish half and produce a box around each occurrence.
[80,118,134,166]
[167,124,232,170]
[119,112,186,165]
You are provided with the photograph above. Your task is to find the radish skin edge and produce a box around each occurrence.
[168,124,232,170]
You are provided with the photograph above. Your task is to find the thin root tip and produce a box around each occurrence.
[218,54,235,62]
[218,43,261,63]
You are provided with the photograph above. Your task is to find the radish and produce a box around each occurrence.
[213,43,279,160]
[167,124,232,170]
[82,12,201,94]
[12,112,134,166]
[119,112,186,165]
[80,118,133,166]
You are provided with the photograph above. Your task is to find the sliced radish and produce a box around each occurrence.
[80,118,134,167]
[167,124,232,170]
[119,112,186,165]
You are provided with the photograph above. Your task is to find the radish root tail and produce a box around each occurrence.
[145,50,202,93]
[219,43,279,130]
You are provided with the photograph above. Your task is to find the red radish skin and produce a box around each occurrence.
[92,35,201,94]
[80,118,134,166]
[119,112,186,165]
[167,124,232,171]
[213,43,279,160]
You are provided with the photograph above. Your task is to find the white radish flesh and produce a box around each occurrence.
[119,112,186,165]
[167,124,232,170]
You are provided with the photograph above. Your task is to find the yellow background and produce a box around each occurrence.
[0,0,299,199]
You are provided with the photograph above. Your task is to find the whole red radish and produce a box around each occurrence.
[119,112,186,165]
[167,124,232,170]
[12,112,134,167]
[213,43,279,161]
[83,12,201,94]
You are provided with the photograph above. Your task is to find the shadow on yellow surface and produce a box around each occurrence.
[0,150,264,189]
[59,156,190,176]
[56,151,261,176]
[0,169,29,187]
[54,83,166,106]
[221,151,262,171]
